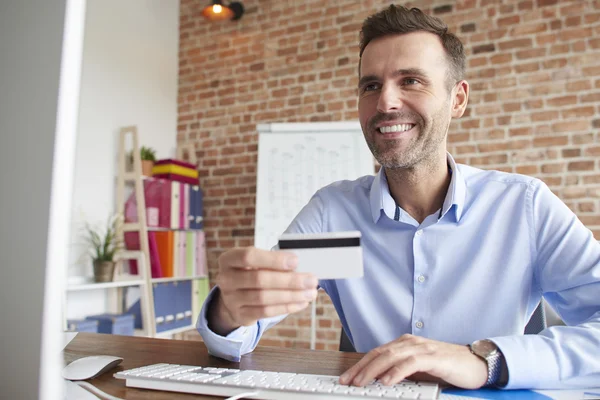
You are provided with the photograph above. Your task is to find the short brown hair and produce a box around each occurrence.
[359,5,466,87]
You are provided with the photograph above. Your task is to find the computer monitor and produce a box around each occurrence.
[0,1,85,398]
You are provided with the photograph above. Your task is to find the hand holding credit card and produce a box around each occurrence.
[278,231,364,279]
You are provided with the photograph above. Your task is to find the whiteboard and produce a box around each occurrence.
[254,122,375,250]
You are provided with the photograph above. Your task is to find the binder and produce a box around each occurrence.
[174,280,192,329]
[196,231,207,276]
[183,183,190,229]
[186,231,195,277]
[123,231,162,278]
[157,179,172,229]
[179,231,187,277]
[182,280,193,327]
[162,282,177,332]
[189,185,200,229]
[172,231,179,278]
[179,182,185,229]
[192,278,210,322]
[196,186,204,229]
[124,178,164,228]
[170,181,180,229]
[148,231,163,278]
[155,231,174,278]
[153,283,169,333]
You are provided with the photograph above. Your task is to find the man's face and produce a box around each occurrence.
[358,32,465,170]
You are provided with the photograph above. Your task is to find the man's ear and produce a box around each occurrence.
[451,80,469,118]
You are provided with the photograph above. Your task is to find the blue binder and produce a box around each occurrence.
[154,283,172,333]
[189,185,201,229]
[188,185,197,229]
[181,280,193,328]
[163,282,178,332]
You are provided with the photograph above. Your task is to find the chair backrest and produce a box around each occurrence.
[338,301,548,352]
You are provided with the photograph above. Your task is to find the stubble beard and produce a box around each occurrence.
[363,103,451,171]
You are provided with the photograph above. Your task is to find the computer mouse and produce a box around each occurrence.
[62,355,124,381]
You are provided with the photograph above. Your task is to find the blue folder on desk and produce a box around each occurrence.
[443,388,553,400]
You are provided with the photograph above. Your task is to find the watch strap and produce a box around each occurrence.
[468,341,508,387]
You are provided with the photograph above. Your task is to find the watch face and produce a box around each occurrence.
[472,339,498,358]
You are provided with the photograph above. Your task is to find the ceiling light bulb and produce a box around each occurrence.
[213,4,222,13]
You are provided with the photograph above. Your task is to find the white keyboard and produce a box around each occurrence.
[114,363,440,399]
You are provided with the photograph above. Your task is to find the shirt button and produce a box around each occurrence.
[415,321,424,329]
[417,275,425,283]
[416,230,423,236]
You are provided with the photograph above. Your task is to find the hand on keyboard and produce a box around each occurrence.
[339,334,488,389]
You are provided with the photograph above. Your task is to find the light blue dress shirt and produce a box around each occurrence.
[197,153,600,389]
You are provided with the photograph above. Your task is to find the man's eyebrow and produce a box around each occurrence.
[357,68,430,89]
[357,74,379,89]
[391,68,430,79]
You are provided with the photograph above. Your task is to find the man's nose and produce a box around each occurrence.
[376,85,403,114]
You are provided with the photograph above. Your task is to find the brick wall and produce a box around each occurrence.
[178,0,600,350]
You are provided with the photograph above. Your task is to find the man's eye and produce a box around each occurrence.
[403,78,419,85]
[363,83,380,92]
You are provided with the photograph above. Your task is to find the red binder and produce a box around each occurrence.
[123,231,163,278]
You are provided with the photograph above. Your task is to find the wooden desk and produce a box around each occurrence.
[63,332,364,399]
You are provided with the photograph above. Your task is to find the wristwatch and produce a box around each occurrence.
[468,339,508,387]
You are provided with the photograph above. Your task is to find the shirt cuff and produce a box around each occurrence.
[489,335,559,389]
[196,286,258,362]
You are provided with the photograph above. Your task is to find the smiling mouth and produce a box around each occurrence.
[378,123,415,134]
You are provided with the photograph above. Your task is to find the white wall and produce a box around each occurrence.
[67,0,180,319]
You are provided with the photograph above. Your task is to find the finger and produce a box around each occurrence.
[219,247,298,271]
[220,270,318,291]
[239,302,310,321]
[239,289,318,306]
[378,355,436,386]
[339,347,384,385]
[358,341,437,387]
[342,338,425,386]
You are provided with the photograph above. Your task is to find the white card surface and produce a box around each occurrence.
[278,231,363,279]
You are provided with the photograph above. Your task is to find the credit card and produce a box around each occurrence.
[278,231,363,279]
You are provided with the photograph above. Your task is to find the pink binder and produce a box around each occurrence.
[157,179,172,229]
[123,231,162,278]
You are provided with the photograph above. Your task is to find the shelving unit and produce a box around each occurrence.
[67,279,145,291]
[115,126,210,338]
[64,126,210,339]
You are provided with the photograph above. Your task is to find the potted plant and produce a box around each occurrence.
[140,146,157,176]
[126,146,157,176]
[84,214,123,283]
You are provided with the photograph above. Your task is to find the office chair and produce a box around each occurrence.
[339,301,548,352]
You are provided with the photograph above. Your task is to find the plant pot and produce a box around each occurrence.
[93,260,116,283]
[141,160,154,176]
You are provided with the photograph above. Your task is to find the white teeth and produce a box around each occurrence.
[379,124,413,133]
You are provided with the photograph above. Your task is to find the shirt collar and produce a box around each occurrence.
[369,152,466,223]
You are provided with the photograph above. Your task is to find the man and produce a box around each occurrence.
[197,5,600,389]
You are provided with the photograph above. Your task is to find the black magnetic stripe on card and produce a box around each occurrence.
[278,237,361,249]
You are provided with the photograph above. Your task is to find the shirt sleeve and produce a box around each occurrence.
[196,192,327,361]
[490,179,600,389]
[196,286,287,362]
